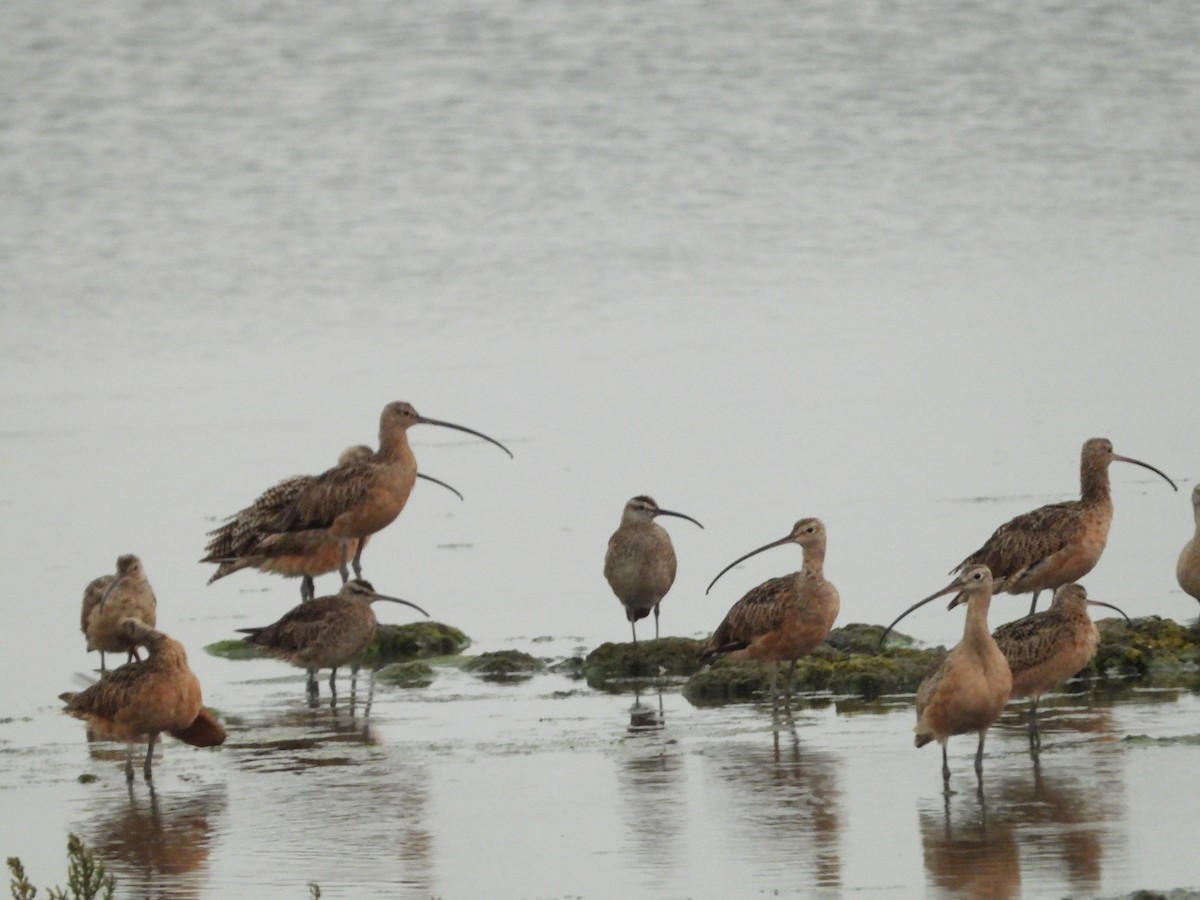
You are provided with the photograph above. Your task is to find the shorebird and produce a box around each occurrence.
[203,443,463,602]
[237,578,429,695]
[603,495,703,643]
[212,402,509,585]
[80,555,157,673]
[992,582,1129,746]
[952,438,1176,615]
[881,565,1012,783]
[61,619,225,783]
[1177,484,1200,604]
[699,518,840,705]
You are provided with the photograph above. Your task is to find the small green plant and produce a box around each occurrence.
[7,834,115,900]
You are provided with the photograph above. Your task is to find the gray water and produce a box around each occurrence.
[2,0,1200,896]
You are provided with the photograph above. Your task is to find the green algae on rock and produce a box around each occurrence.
[1085,616,1200,679]
[375,660,436,688]
[463,650,546,682]
[683,624,940,706]
[582,637,706,690]
[203,639,276,661]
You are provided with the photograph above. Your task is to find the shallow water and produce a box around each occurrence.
[3,0,1200,896]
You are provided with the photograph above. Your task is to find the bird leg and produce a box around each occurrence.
[306,668,319,696]
[653,604,660,642]
[350,541,365,579]
[975,730,987,780]
[338,542,351,582]
[329,667,338,695]
[1028,698,1041,752]
[630,620,638,646]
[100,651,108,675]
[941,744,951,784]
[124,744,135,784]
[143,737,155,782]
[784,659,797,704]
[301,575,315,603]
[1028,591,1042,616]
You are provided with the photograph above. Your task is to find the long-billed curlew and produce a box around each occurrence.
[61,618,225,783]
[1177,484,1200,604]
[203,444,463,602]
[603,495,703,643]
[699,518,840,705]
[881,565,1012,783]
[952,438,1176,615]
[992,582,1129,746]
[213,402,509,586]
[80,555,157,673]
[237,578,429,696]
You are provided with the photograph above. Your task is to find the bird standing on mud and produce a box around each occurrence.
[80,554,157,673]
[700,518,840,706]
[237,578,429,696]
[951,438,1176,615]
[203,443,463,602]
[603,495,704,643]
[61,619,225,784]
[207,402,510,587]
[992,582,1129,746]
[882,565,1011,783]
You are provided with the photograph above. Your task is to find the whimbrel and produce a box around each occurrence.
[214,402,509,585]
[80,555,157,673]
[61,619,224,783]
[992,582,1129,746]
[603,495,703,643]
[700,518,840,705]
[237,578,429,696]
[882,565,1012,783]
[1177,484,1200,604]
[953,438,1176,615]
[203,444,462,601]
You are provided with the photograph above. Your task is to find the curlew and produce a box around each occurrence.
[212,402,509,586]
[881,565,1012,783]
[1177,484,1200,604]
[203,443,463,602]
[699,518,840,705]
[952,437,1176,616]
[237,578,429,696]
[603,495,704,643]
[80,554,157,673]
[992,582,1129,746]
[61,618,225,783]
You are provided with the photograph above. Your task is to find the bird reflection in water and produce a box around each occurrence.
[628,686,665,732]
[920,788,1020,900]
[232,691,379,774]
[616,690,684,885]
[78,785,226,900]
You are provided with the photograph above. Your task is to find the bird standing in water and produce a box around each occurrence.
[603,495,704,643]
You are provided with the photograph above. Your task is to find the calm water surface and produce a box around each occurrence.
[2,0,1199,896]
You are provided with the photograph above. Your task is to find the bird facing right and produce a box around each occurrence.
[1177,484,1200,604]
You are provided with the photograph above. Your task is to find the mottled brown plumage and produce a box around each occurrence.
[992,583,1129,743]
[700,518,840,702]
[61,619,222,783]
[208,402,505,587]
[238,578,429,695]
[80,555,157,673]
[603,495,703,642]
[1177,485,1200,604]
[894,566,1011,782]
[953,438,1176,615]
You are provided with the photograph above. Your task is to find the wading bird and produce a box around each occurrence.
[882,565,1011,783]
[992,582,1129,746]
[210,402,510,585]
[603,495,703,643]
[952,438,1176,615]
[1177,484,1200,604]
[203,444,463,601]
[700,518,839,706]
[80,555,157,673]
[61,619,224,783]
[237,578,429,696]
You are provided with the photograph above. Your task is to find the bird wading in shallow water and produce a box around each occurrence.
[952,438,1176,615]
[882,565,1011,785]
[603,495,703,643]
[700,518,839,707]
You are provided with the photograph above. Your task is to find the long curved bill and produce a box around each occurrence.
[371,593,431,618]
[96,574,127,610]
[706,534,792,595]
[417,473,464,501]
[655,508,704,529]
[1114,454,1177,491]
[1087,599,1131,623]
[419,416,514,458]
[878,578,963,649]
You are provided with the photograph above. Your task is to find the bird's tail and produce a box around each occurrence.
[169,708,227,748]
